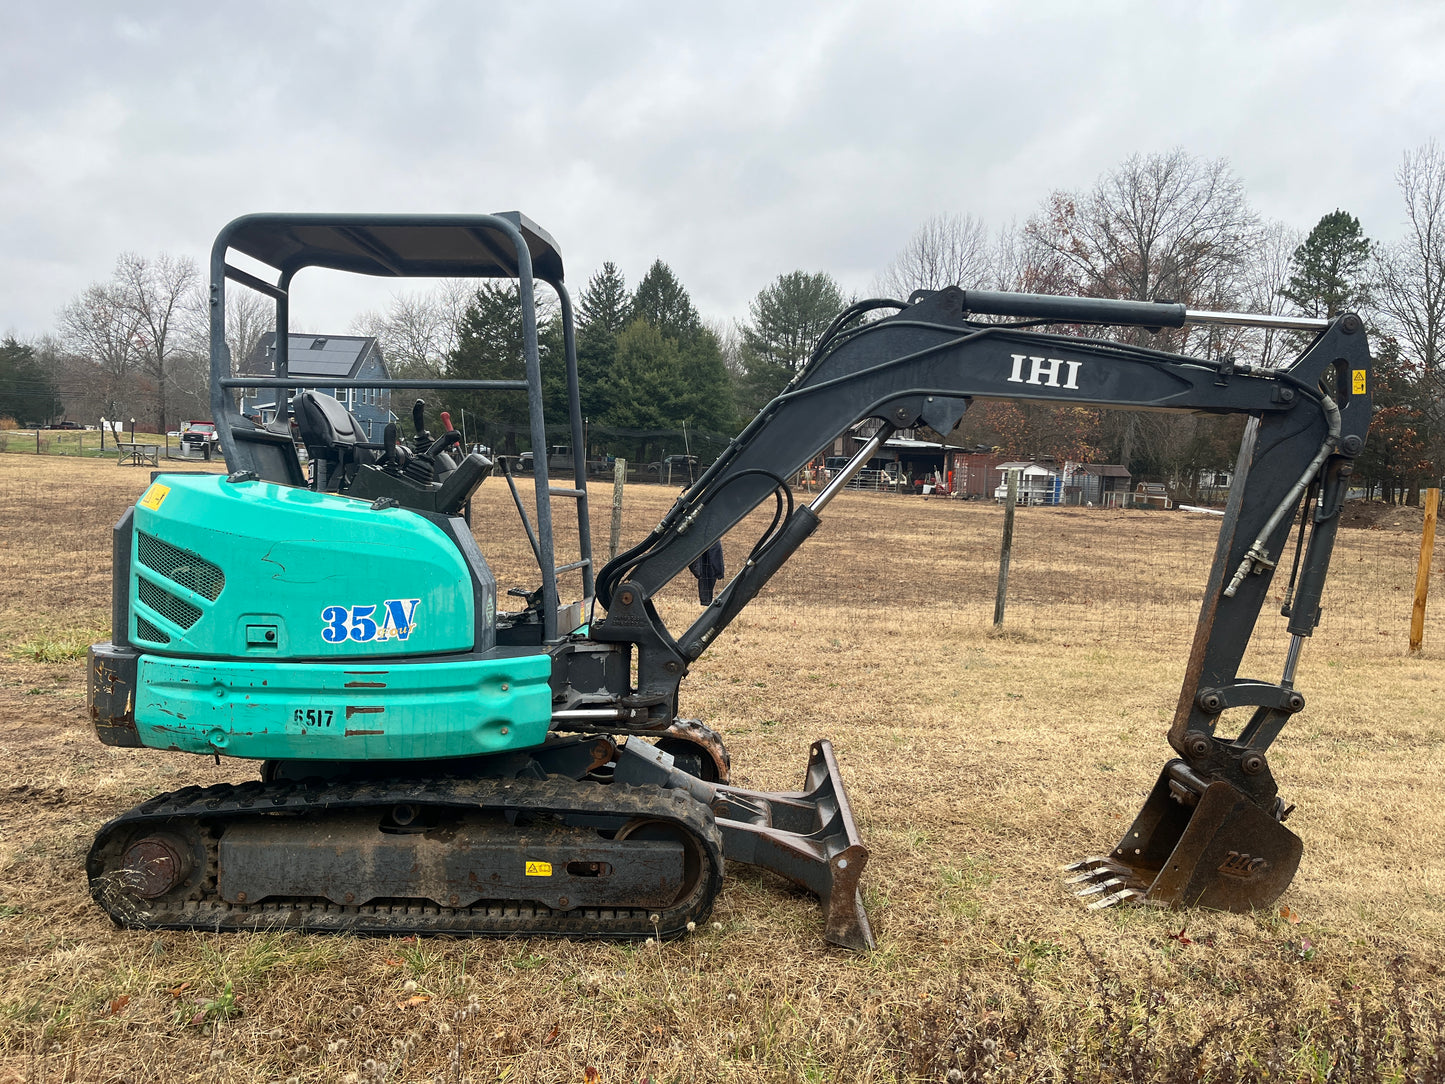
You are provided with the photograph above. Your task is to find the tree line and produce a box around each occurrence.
[4,144,1443,501]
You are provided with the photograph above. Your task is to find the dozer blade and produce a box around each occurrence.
[1067,759,1301,912]
[710,740,875,951]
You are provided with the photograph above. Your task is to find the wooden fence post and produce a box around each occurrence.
[994,469,1019,627]
[609,459,627,562]
[1409,487,1439,654]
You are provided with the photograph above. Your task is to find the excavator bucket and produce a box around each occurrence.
[1065,760,1302,912]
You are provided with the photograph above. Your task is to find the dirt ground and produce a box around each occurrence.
[0,454,1442,1083]
[1336,498,1431,534]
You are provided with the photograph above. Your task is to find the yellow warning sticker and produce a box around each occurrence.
[525,861,553,877]
[139,483,170,511]
[1352,369,1367,395]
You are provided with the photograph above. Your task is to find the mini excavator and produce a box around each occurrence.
[87,213,1372,949]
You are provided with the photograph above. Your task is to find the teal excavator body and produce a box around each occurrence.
[117,474,552,762]
[85,212,873,950]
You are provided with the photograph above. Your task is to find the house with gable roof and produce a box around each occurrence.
[239,333,393,439]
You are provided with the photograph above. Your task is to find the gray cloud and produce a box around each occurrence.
[3,0,1442,337]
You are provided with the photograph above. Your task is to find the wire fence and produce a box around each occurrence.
[0,427,215,461]
[965,503,1440,665]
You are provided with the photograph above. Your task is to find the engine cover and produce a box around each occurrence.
[124,474,486,660]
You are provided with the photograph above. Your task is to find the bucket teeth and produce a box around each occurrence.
[1062,856,1131,880]
[1085,887,1142,910]
[1074,876,1125,898]
[1063,856,1146,908]
[1062,856,1131,885]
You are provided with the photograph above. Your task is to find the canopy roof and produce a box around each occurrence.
[214,212,564,282]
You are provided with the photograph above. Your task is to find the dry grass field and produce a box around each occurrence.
[0,453,1442,1083]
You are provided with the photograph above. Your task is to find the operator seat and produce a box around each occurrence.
[292,391,376,492]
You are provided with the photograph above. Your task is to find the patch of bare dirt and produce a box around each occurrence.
[1338,499,1429,532]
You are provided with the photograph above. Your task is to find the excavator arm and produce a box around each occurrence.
[586,285,1372,917]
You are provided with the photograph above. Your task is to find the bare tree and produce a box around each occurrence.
[877,213,993,298]
[353,280,477,378]
[1026,150,1260,351]
[224,285,272,375]
[704,316,745,381]
[1373,141,1445,492]
[1025,150,1260,473]
[114,252,202,433]
[989,219,1081,296]
[1375,141,1445,379]
[58,280,143,422]
[1241,219,1306,367]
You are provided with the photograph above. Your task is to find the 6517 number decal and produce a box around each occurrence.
[294,708,334,728]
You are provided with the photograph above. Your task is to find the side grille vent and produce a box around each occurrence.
[136,533,225,600]
[135,617,171,644]
[138,578,203,630]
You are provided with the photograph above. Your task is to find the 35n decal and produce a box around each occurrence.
[321,599,421,643]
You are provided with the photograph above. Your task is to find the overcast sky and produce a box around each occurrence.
[2,0,1442,340]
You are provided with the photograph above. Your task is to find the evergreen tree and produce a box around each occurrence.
[575,263,630,425]
[604,321,682,433]
[1279,210,1372,318]
[577,262,631,334]
[1354,335,1434,503]
[595,316,738,462]
[738,271,845,414]
[675,326,737,435]
[0,338,62,425]
[631,260,699,339]
[446,283,532,453]
[577,260,743,459]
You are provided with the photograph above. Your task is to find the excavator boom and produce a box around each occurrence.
[590,286,1370,915]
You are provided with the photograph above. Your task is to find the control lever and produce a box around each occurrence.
[412,399,432,449]
[380,422,411,474]
[403,408,463,486]
[423,412,462,458]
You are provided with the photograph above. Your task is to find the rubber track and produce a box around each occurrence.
[87,776,723,939]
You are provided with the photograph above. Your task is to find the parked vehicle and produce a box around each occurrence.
[648,454,698,484]
[179,421,220,459]
[516,445,585,474]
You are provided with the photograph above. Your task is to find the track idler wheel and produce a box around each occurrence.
[88,823,209,922]
[654,719,731,784]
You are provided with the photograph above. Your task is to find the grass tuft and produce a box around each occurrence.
[888,953,1445,1083]
[12,635,94,663]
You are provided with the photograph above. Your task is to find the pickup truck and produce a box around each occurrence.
[178,421,220,459]
[515,447,613,476]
